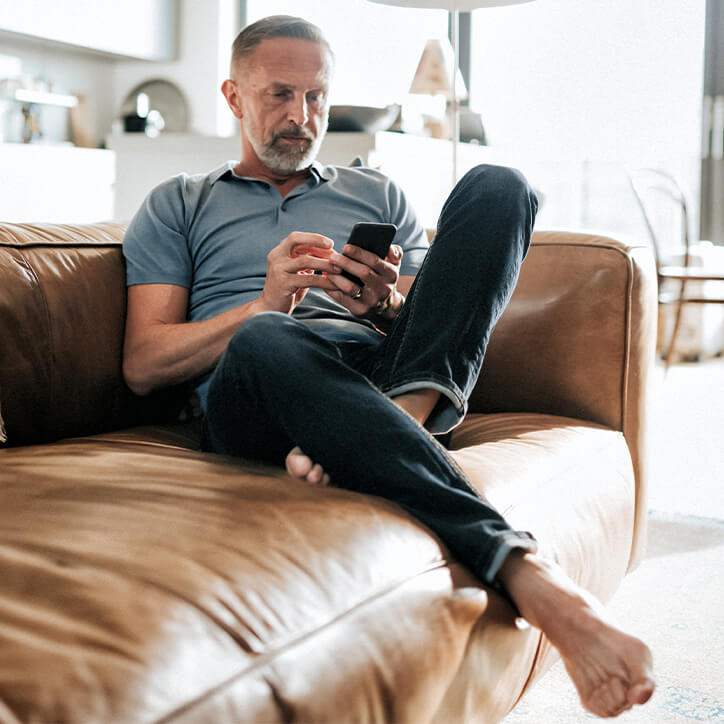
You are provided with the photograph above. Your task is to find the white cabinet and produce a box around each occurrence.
[0,0,177,60]
[0,143,114,223]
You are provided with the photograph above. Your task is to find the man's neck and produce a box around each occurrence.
[234,159,313,198]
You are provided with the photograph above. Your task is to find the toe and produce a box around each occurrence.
[627,644,655,705]
[628,678,655,706]
[307,463,324,485]
[606,677,631,717]
[286,447,313,479]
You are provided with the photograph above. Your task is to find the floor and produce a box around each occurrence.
[647,355,724,520]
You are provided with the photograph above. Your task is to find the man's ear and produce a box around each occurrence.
[221,79,244,119]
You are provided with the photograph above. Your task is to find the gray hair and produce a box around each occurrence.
[230,15,334,73]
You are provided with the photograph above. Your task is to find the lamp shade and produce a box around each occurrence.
[409,38,468,101]
[368,0,533,9]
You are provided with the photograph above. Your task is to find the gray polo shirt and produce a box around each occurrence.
[123,160,430,408]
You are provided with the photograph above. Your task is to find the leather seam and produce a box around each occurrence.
[153,559,453,723]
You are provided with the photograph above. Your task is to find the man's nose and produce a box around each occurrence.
[287,95,309,126]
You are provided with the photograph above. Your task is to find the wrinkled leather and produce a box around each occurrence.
[0,222,184,445]
[0,223,657,723]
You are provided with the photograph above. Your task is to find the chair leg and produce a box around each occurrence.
[664,282,687,370]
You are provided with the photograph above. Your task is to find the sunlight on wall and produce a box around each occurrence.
[246,0,447,106]
[469,0,706,165]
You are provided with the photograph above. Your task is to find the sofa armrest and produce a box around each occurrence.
[470,230,658,567]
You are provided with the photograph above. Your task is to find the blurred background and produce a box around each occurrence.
[1,0,722,365]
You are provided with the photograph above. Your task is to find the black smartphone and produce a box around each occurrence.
[341,222,398,287]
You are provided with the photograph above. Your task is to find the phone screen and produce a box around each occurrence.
[342,222,397,286]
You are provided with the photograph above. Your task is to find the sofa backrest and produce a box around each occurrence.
[0,222,179,446]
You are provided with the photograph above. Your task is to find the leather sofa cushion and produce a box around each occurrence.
[0,412,635,722]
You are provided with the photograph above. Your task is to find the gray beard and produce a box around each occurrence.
[247,126,326,174]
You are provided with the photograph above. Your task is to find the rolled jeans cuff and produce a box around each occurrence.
[479,529,538,589]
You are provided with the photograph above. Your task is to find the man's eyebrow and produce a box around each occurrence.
[266,82,327,92]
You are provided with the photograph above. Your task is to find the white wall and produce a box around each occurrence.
[111,0,240,138]
[469,0,706,166]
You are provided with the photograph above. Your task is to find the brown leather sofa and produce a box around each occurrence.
[0,221,657,723]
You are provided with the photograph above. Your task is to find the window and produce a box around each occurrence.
[468,0,706,234]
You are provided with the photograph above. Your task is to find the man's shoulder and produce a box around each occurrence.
[138,162,236,220]
[318,162,395,195]
[321,162,389,183]
[152,161,234,197]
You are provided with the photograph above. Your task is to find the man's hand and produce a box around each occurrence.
[326,243,405,320]
[254,231,343,315]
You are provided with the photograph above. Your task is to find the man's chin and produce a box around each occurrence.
[265,157,313,174]
[262,144,319,174]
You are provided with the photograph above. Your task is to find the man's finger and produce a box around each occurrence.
[291,244,334,259]
[292,274,339,291]
[287,254,342,275]
[386,244,403,266]
[282,231,334,255]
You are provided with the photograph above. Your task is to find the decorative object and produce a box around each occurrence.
[327,104,401,133]
[70,94,96,148]
[368,0,534,184]
[120,79,189,136]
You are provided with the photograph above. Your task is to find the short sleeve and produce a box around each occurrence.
[123,176,193,289]
[385,178,430,276]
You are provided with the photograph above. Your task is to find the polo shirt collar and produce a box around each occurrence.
[207,161,235,185]
[208,160,333,186]
[310,160,334,181]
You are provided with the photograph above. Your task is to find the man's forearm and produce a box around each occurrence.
[123,299,262,396]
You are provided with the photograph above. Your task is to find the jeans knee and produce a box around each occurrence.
[226,311,296,365]
[461,164,537,210]
[438,164,538,258]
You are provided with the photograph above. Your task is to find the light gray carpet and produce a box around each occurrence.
[647,358,724,520]
[504,359,724,722]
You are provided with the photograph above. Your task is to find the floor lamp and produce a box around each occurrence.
[368,0,534,187]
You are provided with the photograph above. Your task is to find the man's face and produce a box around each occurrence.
[234,37,333,174]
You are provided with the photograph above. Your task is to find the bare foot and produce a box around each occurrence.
[285,447,330,486]
[499,552,655,718]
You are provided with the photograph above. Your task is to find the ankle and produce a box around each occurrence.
[497,552,592,629]
[392,388,441,426]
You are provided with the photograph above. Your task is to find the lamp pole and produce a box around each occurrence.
[450,6,459,186]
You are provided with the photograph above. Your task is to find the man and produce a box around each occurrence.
[122,15,654,718]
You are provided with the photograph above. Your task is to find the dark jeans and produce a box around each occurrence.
[202,165,539,587]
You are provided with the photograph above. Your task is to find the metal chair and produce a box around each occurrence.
[628,168,724,368]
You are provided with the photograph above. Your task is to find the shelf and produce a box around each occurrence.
[1,89,78,108]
